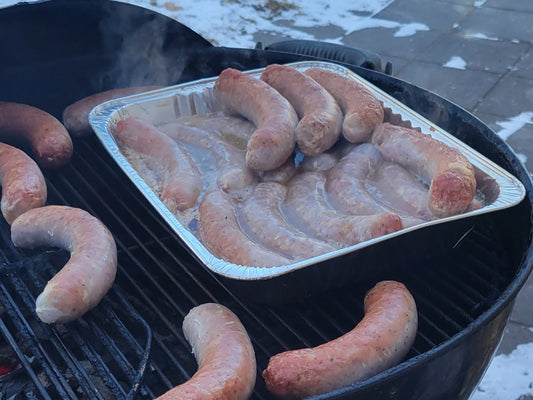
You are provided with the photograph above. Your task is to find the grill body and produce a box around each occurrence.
[0,1,532,399]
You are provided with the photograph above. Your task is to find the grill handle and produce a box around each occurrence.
[259,39,391,74]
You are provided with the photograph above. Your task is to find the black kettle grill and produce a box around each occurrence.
[0,1,532,399]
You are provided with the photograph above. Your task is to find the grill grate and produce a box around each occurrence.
[0,134,515,399]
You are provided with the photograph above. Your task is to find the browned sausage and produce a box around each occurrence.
[0,101,73,168]
[199,190,292,267]
[305,67,384,143]
[0,143,47,224]
[372,123,476,217]
[62,85,162,136]
[261,64,342,156]
[262,280,418,398]
[238,182,338,259]
[10,206,117,323]
[212,68,298,171]
[115,118,203,213]
[283,172,402,247]
[155,303,256,400]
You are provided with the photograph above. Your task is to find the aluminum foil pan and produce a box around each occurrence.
[89,61,526,284]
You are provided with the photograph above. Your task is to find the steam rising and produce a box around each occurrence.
[98,3,188,89]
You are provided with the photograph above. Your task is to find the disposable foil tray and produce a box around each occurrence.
[89,61,526,289]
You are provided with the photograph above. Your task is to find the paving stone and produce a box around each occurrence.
[471,111,533,172]
[415,33,529,74]
[375,0,473,31]
[343,27,441,60]
[514,48,533,80]
[485,0,533,13]
[456,7,533,43]
[495,321,533,355]
[474,74,533,117]
[510,269,533,327]
[382,55,410,75]
[394,60,500,110]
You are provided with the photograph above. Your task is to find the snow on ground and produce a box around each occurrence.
[470,341,533,400]
[0,0,429,48]
[114,0,431,47]
[443,55,467,70]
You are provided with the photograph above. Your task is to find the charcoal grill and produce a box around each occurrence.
[0,1,532,399]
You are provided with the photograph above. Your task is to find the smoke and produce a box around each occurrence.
[97,2,189,89]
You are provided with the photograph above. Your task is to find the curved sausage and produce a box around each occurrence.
[199,190,292,267]
[0,101,73,168]
[179,113,256,147]
[159,121,256,194]
[62,85,162,136]
[325,143,387,215]
[305,67,384,143]
[10,206,117,324]
[155,303,256,400]
[284,172,402,246]
[212,68,297,171]
[366,162,435,222]
[115,118,203,213]
[238,182,338,259]
[262,280,418,398]
[261,64,342,157]
[256,158,298,185]
[0,143,47,224]
[371,123,476,217]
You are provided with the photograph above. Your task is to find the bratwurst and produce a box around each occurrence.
[372,123,476,217]
[262,281,418,398]
[304,67,384,143]
[62,85,162,136]
[0,143,47,224]
[212,68,298,171]
[261,64,342,156]
[155,303,256,400]
[0,101,73,168]
[115,117,203,213]
[199,190,292,267]
[11,206,117,324]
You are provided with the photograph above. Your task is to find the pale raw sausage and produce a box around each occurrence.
[0,101,73,168]
[212,68,297,171]
[155,303,256,400]
[0,143,47,224]
[11,206,117,324]
[284,172,402,247]
[115,118,203,213]
[366,162,435,222]
[198,190,292,267]
[261,64,342,156]
[159,121,256,194]
[262,280,418,398]
[238,182,338,259]
[325,143,387,215]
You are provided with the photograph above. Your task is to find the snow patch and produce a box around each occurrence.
[471,342,533,400]
[465,32,499,41]
[443,56,467,70]
[495,112,533,141]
